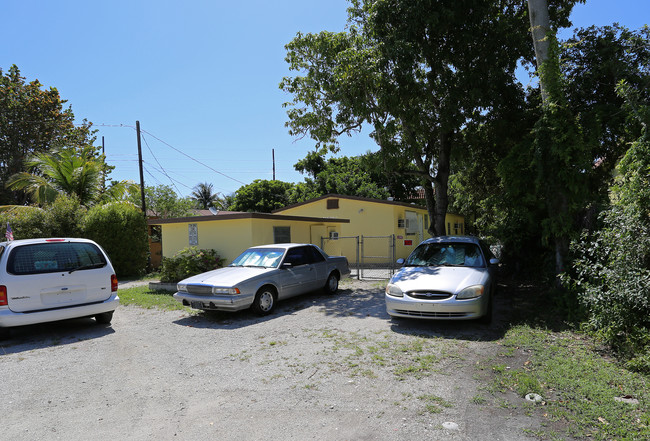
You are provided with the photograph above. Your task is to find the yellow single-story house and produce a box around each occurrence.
[273,194,465,264]
[148,194,465,267]
[148,211,349,264]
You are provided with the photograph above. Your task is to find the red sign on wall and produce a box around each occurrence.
[404,240,413,246]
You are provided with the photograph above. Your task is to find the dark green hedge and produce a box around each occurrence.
[83,202,149,277]
[1,198,149,278]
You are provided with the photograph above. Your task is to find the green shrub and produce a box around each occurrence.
[83,202,149,277]
[43,194,86,237]
[0,206,47,239]
[159,247,225,283]
[563,104,650,365]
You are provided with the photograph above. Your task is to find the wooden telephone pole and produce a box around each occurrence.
[136,121,147,216]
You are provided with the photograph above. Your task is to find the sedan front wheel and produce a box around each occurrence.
[252,287,276,316]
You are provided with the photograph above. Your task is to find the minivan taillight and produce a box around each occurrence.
[0,286,7,306]
[111,274,118,292]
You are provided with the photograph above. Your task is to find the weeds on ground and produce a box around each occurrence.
[418,394,453,414]
[310,328,454,380]
[490,325,649,440]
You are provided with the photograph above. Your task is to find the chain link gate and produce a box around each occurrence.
[359,234,396,280]
[321,234,396,280]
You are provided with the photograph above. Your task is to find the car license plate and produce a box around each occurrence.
[190,301,204,309]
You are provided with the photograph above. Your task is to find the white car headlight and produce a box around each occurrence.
[177,283,187,292]
[212,287,241,295]
[386,283,404,297]
[456,285,484,300]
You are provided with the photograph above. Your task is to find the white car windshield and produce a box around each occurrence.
[404,243,485,268]
[230,248,284,268]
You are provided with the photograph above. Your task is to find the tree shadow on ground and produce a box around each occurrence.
[173,271,575,342]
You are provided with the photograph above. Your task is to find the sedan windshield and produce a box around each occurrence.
[230,248,285,268]
[404,242,485,268]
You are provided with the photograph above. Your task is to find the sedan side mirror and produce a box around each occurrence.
[281,262,293,269]
[489,258,500,265]
[396,258,405,265]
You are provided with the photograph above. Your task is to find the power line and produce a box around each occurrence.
[139,128,247,185]
[142,161,194,191]
[140,133,183,195]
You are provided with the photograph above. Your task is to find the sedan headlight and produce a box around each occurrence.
[177,283,187,292]
[385,283,404,297]
[212,287,241,295]
[456,285,484,300]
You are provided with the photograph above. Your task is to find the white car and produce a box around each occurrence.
[385,236,498,322]
[0,238,119,338]
[174,243,350,315]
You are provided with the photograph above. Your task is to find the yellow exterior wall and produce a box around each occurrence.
[160,217,344,264]
[276,196,465,261]
[158,196,465,266]
[443,212,466,236]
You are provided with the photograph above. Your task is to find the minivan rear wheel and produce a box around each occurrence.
[95,311,114,324]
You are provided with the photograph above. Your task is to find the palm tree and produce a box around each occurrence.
[6,146,136,206]
[191,182,225,210]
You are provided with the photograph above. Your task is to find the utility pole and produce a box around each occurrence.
[272,148,276,180]
[101,136,105,192]
[136,121,147,217]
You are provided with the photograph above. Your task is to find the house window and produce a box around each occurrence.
[273,226,291,243]
[447,222,451,235]
[405,211,418,236]
[188,224,198,246]
[326,199,339,209]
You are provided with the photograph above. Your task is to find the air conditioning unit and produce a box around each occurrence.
[398,219,406,228]
[329,231,339,240]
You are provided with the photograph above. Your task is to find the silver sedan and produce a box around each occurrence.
[385,236,498,322]
[174,243,350,315]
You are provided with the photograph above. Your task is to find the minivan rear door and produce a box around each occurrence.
[3,241,114,313]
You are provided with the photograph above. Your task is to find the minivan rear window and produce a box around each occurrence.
[7,242,107,275]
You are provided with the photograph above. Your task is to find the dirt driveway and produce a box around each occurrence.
[1,279,542,440]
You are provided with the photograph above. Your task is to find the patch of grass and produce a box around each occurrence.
[493,325,650,440]
[472,395,487,405]
[118,286,191,311]
[417,394,453,414]
[268,341,287,347]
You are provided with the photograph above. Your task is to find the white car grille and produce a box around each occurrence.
[406,291,452,300]
[186,285,213,295]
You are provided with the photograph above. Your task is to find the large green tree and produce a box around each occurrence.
[291,150,421,203]
[563,25,650,202]
[129,184,195,218]
[229,179,295,213]
[281,0,579,236]
[0,65,96,204]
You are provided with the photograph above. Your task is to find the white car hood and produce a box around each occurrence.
[180,266,275,287]
[390,266,489,294]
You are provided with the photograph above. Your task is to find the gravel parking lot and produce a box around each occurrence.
[1,279,542,440]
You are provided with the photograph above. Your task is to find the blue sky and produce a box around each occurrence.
[2,0,648,197]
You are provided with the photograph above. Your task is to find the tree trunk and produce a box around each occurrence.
[433,132,452,237]
[527,0,551,104]
[528,0,570,278]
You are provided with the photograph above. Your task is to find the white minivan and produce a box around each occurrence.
[0,238,119,338]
